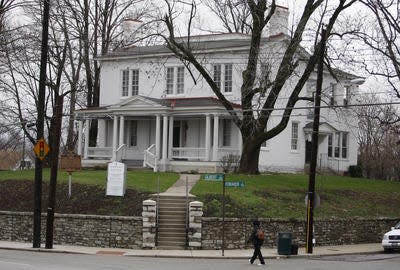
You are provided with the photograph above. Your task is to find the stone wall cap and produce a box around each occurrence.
[190,201,203,207]
[143,199,156,206]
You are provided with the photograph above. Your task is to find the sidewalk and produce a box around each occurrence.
[0,241,383,259]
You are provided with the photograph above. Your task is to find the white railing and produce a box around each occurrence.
[144,144,157,170]
[217,148,241,160]
[171,147,206,160]
[87,147,113,159]
[114,144,127,162]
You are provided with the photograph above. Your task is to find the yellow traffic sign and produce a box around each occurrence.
[34,138,50,160]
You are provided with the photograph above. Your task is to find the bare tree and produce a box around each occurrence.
[157,0,356,174]
[356,0,400,99]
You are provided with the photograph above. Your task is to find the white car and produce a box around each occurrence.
[382,222,400,252]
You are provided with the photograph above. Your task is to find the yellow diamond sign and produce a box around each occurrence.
[34,138,50,160]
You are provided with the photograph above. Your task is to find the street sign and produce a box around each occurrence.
[33,138,50,160]
[203,174,224,181]
[224,181,245,188]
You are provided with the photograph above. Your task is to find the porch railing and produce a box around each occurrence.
[144,144,157,170]
[114,144,126,162]
[217,148,241,160]
[171,147,206,160]
[87,147,113,159]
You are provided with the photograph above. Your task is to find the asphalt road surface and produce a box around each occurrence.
[0,250,400,270]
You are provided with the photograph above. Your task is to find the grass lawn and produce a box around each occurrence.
[0,169,179,193]
[191,173,400,219]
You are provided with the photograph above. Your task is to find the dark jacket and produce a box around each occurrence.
[248,225,264,247]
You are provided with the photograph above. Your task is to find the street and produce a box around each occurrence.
[0,250,400,270]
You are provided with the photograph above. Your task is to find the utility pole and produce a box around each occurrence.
[33,0,50,248]
[306,27,327,254]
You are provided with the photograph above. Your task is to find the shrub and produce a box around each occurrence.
[348,165,363,178]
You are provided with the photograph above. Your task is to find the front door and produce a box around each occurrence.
[173,125,181,147]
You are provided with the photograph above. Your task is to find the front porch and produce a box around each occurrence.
[75,96,242,172]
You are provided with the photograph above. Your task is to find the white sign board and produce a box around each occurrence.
[106,162,126,196]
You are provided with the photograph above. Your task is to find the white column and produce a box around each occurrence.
[212,114,219,161]
[205,114,211,161]
[168,116,174,159]
[238,126,243,154]
[155,115,161,159]
[97,119,106,147]
[162,115,168,162]
[112,115,118,161]
[84,119,90,159]
[119,116,125,147]
[77,121,83,156]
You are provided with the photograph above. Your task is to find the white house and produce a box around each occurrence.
[74,9,363,174]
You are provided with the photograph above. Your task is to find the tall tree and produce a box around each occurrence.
[158,0,356,174]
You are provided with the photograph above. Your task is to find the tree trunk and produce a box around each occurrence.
[238,139,261,174]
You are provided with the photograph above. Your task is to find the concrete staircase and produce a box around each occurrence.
[156,195,188,250]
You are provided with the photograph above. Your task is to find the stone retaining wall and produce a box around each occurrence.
[0,211,142,249]
[201,217,400,249]
[1,211,398,249]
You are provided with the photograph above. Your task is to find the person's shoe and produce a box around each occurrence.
[249,259,253,264]
[257,263,265,266]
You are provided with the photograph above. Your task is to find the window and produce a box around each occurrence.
[328,134,333,157]
[344,86,350,107]
[131,69,139,96]
[341,132,348,159]
[166,67,174,94]
[224,64,233,92]
[334,132,340,158]
[222,119,231,146]
[330,83,337,105]
[213,64,221,89]
[122,70,129,96]
[291,122,299,150]
[176,67,184,94]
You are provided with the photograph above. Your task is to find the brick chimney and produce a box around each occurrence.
[266,5,289,37]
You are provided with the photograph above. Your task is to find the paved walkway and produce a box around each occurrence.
[160,174,201,197]
[0,241,383,258]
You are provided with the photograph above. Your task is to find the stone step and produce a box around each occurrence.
[122,159,144,167]
[158,203,187,209]
[156,244,186,250]
[158,227,186,233]
[158,234,186,241]
[157,223,186,229]
[158,209,186,215]
[158,217,186,223]
[157,239,186,247]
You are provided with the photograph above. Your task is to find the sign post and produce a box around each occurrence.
[60,153,81,198]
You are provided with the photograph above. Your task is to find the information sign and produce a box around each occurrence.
[106,162,127,196]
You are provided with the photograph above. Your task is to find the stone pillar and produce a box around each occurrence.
[77,121,83,156]
[84,119,90,159]
[142,199,156,249]
[212,114,219,161]
[205,114,211,161]
[188,201,203,249]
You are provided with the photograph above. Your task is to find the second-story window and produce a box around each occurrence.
[121,69,139,97]
[131,69,139,96]
[166,66,184,95]
[344,86,350,107]
[224,64,233,93]
[328,134,333,157]
[330,83,337,106]
[122,70,129,97]
[177,67,185,94]
[213,64,221,89]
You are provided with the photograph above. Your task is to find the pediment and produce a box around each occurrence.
[111,96,164,109]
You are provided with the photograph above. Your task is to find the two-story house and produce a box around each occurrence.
[74,10,363,174]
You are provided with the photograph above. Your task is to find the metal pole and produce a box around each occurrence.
[68,173,72,198]
[306,27,327,254]
[156,176,160,246]
[33,0,50,248]
[222,174,226,256]
[185,176,189,249]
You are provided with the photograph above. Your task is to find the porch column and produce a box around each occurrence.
[212,114,219,161]
[168,116,174,159]
[205,114,211,161]
[238,127,243,154]
[84,119,90,159]
[112,115,118,161]
[162,115,168,162]
[77,120,83,156]
[155,115,161,159]
[97,119,106,147]
[119,116,125,147]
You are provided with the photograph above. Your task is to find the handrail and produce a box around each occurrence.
[114,144,126,162]
[144,144,157,170]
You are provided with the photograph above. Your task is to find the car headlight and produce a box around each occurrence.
[383,235,389,240]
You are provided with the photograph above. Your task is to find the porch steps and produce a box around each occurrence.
[155,195,191,250]
[122,159,144,168]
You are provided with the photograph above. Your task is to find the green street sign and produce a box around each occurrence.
[203,174,224,181]
[224,181,245,188]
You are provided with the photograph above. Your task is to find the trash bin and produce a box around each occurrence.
[291,244,298,255]
[277,232,292,255]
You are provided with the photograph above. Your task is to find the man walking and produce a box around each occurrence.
[248,220,265,265]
